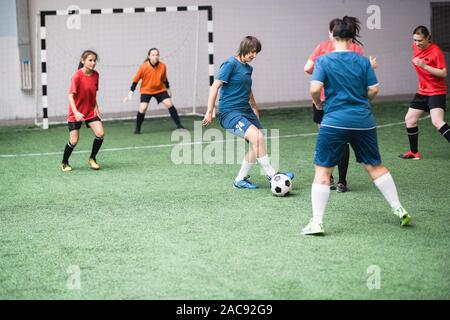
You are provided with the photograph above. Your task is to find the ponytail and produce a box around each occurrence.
[330,16,363,46]
[343,16,362,45]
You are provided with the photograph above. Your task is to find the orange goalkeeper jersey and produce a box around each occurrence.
[132,61,169,94]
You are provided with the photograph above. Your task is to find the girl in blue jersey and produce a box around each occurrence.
[302,20,410,235]
[202,36,293,189]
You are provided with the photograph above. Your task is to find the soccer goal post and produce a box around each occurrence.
[36,5,214,129]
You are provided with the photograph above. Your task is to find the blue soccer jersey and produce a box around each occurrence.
[311,51,379,129]
[216,56,253,114]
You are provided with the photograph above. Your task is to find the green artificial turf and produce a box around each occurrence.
[0,101,449,299]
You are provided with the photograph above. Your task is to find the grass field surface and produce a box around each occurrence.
[0,101,449,299]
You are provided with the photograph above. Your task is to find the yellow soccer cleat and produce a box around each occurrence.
[61,163,73,172]
[88,158,100,170]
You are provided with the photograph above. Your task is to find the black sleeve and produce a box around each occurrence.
[164,78,170,89]
[130,82,138,91]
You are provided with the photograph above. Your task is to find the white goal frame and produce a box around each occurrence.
[36,5,214,129]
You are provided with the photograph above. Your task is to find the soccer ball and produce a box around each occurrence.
[270,173,292,197]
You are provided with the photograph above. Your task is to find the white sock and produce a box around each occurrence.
[373,172,401,210]
[257,155,276,178]
[235,160,255,182]
[311,183,330,224]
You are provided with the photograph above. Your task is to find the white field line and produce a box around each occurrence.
[0,116,431,158]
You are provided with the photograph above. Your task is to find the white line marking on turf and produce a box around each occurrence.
[0,116,431,158]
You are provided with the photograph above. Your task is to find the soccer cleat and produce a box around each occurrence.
[268,171,295,181]
[302,219,325,235]
[88,158,100,170]
[336,182,348,193]
[176,125,186,130]
[392,206,411,226]
[134,128,141,134]
[233,178,257,189]
[398,150,421,160]
[330,176,336,190]
[61,163,72,172]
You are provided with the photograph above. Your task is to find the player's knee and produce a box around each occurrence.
[431,118,444,129]
[314,176,330,185]
[139,105,148,113]
[256,131,265,145]
[69,138,78,146]
[96,131,105,139]
[405,114,417,127]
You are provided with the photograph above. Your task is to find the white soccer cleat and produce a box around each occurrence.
[392,206,411,226]
[302,219,325,235]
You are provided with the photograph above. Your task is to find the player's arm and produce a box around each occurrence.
[366,58,380,101]
[249,91,260,119]
[367,85,379,101]
[164,76,171,96]
[369,56,378,69]
[202,79,222,126]
[305,43,322,74]
[94,102,101,119]
[123,82,138,102]
[310,81,324,109]
[414,57,447,78]
[124,66,142,102]
[304,59,315,75]
[68,93,84,121]
[164,79,170,88]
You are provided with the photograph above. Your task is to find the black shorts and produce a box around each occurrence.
[68,116,101,131]
[140,91,171,104]
[312,104,324,124]
[410,93,446,112]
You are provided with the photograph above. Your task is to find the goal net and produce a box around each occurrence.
[36,6,214,129]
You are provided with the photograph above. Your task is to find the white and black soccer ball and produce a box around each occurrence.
[270,173,292,197]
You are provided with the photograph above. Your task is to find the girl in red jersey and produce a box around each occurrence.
[61,50,104,172]
[399,26,449,160]
[123,48,184,134]
[304,16,377,193]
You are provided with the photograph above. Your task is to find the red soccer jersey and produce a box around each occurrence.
[308,40,365,100]
[308,40,364,62]
[67,69,99,122]
[412,42,447,95]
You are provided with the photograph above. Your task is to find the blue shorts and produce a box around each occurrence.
[219,110,262,138]
[314,126,382,167]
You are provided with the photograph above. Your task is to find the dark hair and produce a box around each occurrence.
[237,36,262,58]
[145,48,159,62]
[330,16,362,46]
[413,25,430,38]
[78,50,98,69]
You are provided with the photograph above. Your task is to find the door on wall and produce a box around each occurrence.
[431,2,450,89]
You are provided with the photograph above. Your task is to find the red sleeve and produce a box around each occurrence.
[96,72,99,91]
[435,46,447,69]
[354,44,365,56]
[69,72,79,94]
[308,42,325,62]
